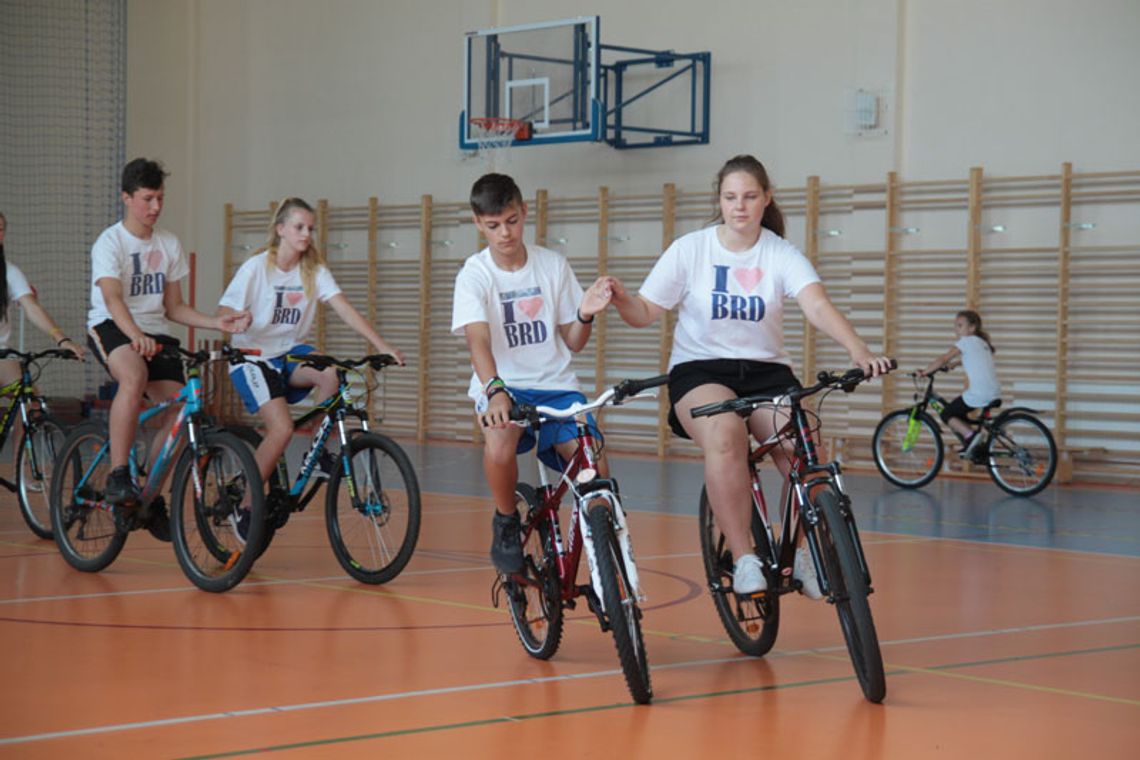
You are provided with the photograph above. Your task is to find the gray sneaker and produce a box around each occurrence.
[490,511,524,574]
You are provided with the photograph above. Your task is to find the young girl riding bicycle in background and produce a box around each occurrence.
[218,197,405,528]
[917,309,999,459]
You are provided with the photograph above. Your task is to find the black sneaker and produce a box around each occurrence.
[104,466,140,506]
[145,499,172,542]
[490,511,524,574]
[313,449,337,481]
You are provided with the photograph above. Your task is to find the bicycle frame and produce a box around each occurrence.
[747,396,872,600]
[518,418,642,612]
[0,353,68,492]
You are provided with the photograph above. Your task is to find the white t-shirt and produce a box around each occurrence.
[218,251,342,360]
[0,261,34,348]
[639,226,821,370]
[451,245,583,398]
[87,222,190,333]
[956,335,1000,407]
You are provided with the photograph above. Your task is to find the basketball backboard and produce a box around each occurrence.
[460,16,602,150]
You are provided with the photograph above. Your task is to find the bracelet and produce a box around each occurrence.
[486,385,511,403]
[576,308,595,324]
[56,336,70,346]
[484,375,505,393]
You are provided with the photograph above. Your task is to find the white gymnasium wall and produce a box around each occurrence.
[125,0,1140,311]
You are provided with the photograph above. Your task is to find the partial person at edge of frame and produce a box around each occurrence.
[594,154,892,596]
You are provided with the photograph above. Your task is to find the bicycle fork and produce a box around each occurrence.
[578,486,644,616]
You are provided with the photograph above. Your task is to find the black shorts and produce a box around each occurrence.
[667,359,801,439]
[940,395,978,424]
[87,319,185,384]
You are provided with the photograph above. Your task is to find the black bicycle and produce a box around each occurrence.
[692,365,893,703]
[232,352,420,585]
[872,367,1057,496]
[0,347,79,539]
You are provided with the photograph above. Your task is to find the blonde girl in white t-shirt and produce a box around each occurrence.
[600,155,891,596]
[917,309,1000,458]
[218,198,404,506]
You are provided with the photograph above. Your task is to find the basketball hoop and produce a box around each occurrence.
[468,117,532,169]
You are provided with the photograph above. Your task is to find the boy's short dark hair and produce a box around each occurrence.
[470,173,524,216]
[121,158,169,194]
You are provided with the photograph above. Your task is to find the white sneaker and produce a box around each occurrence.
[732,553,767,594]
[794,546,823,600]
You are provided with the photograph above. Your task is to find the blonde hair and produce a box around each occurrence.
[260,197,325,298]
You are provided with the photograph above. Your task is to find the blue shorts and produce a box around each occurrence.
[229,344,317,414]
[504,388,603,472]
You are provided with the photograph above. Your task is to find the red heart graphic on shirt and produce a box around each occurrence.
[733,267,764,293]
[286,292,304,306]
[518,296,544,319]
[146,250,164,272]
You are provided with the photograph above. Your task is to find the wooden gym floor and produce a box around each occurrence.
[1,441,1137,758]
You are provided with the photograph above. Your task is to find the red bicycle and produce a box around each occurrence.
[493,375,668,705]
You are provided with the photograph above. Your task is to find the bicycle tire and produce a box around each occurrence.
[588,500,652,704]
[813,489,886,703]
[228,424,284,555]
[504,483,564,660]
[325,432,421,584]
[872,409,944,488]
[49,421,128,572]
[16,413,67,539]
[986,412,1057,496]
[170,430,266,592]
[698,485,780,656]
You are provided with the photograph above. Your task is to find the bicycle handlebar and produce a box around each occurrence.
[0,347,81,363]
[507,374,669,425]
[690,360,897,419]
[289,352,401,373]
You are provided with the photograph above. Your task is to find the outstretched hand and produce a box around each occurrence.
[579,276,614,319]
[219,310,252,334]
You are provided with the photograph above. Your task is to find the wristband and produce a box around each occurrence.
[486,385,511,403]
[576,308,595,324]
[484,375,505,393]
[56,336,70,346]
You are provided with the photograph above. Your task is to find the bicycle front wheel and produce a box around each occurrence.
[49,421,127,572]
[698,486,779,656]
[986,413,1057,496]
[504,483,564,660]
[170,430,265,592]
[16,413,67,539]
[872,409,944,488]
[813,489,886,703]
[588,500,652,705]
[325,432,421,584]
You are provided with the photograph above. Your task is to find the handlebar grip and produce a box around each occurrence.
[613,374,669,403]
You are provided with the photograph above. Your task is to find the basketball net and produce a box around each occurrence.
[469,118,525,171]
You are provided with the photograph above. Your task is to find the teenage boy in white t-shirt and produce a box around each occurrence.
[451,174,611,574]
[87,158,251,508]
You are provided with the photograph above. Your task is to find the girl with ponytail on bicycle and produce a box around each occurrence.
[218,197,405,541]
[598,155,891,597]
[917,310,999,460]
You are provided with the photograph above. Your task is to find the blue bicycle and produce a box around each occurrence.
[49,345,266,592]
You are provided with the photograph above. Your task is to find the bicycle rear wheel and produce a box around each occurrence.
[170,430,266,592]
[588,500,652,704]
[325,432,421,584]
[813,489,886,703]
[49,421,127,572]
[698,486,779,656]
[986,413,1057,496]
[872,409,944,488]
[504,483,563,659]
[16,413,67,539]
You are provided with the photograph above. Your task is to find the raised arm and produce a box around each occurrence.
[163,281,250,334]
[604,276,666,328]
